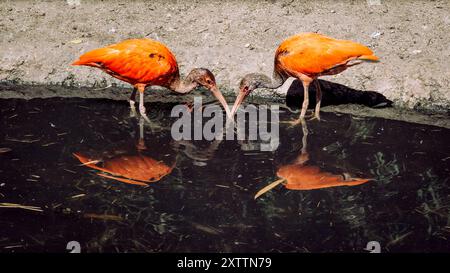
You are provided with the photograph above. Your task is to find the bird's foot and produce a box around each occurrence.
[149,123,164,133]
[140,114,164,133]
[304,111,315,118]
[280,118,305,128]
[308,113,321,121]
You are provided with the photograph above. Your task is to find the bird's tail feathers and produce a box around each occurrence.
[358,54,379,62]
[71,47,116,66]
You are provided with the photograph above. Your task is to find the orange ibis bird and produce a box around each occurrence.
[73,152,174,186]
[254,121,372,199]
[72,38,231,121]
[231,33,379,122]
[73,118,175,186]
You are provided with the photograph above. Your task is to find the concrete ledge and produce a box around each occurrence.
[1,83,449,129]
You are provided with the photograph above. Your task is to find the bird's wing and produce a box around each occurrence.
[72,38,179,85]
[280,164,371,190]
[277,33,378,76]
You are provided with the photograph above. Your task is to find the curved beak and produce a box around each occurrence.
[230,89,247,117]
[210,85,232,119]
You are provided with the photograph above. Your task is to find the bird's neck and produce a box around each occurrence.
[169,74,197,94]
[262,71,285,89]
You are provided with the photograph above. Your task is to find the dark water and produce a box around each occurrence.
[0,98,449,253]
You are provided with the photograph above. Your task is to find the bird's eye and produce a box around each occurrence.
[206,79,212,84]
[243,86,249,93]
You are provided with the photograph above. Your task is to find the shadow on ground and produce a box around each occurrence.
[286,79,393,110]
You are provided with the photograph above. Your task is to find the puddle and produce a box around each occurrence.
[0,97,449,252]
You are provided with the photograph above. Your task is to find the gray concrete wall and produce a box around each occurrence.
[1,0,449,112]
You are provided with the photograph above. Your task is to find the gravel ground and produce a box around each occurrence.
[0,0,449,113]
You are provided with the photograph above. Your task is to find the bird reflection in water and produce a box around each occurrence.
[255,120,372,199]
[176,118,235,165]
[73,118,175,186]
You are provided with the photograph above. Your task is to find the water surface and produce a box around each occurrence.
[0,98,449,252]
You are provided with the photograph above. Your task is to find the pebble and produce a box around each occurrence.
[69,39,83,44]
[244,43,254,50]
[370,32,382,39]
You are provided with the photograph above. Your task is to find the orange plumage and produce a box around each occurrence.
[72,38,231,120]
[253,121,372,199]
[275,33,378,77]
[277,164,371,190]
[231,32,379,121]
[276,33,379,120]
[73,152,174,186]
[72,38,179,86]
[254,162,372,198]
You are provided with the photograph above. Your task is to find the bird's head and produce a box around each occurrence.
[187,68,231,118]
[189,68,217,90]
[230,73,271,117]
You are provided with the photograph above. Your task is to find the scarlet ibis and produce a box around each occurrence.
[74,152,174,186]
[73,118,175,186]
[231,33,379,122]
[72,38,231,121]
[255,121,371,199]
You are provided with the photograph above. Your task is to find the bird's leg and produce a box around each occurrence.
[136,117,147,151]
[309,79,322,121]
[295,119,310,164]
[300,119,308,156]
[282,78,312,127]
[129,88,137,118]
[136,84,151,123]
[135,84,163,132]
[299,79,311,120]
